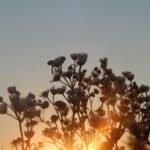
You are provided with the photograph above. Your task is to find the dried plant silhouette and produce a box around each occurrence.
[0,52,150,150]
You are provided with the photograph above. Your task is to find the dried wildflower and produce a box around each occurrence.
[96,107,105,117]
[89,112,100,128]
[128,121,141,139]
[90,77,100,85]
[24,131,34,139]
[67,122,78,131]
[110,111,120,122]
[132,81,139,90]
[40,89,49,98]
[122,71,134,81]
[13,98,26,112]
[47,56,66,67]
[118,104,129,113]
[127,73,134,81]
[91,70,100,78]
[94,66,99,71]
[74,87,85,97]
[40,101,49,109]
[100,57,108,64]
[68,65,73,71]
[38,142,44,148]
[57,86,66,94]
[25,108,41,119]
[0,103,7,114]
[132,102,140,110]
[82,83,88,90]
[8,86,16,94]
[54,101,67,110]
[110,73,116,81]
[11,137,22,146]
[47,60,53,66]
[100,96,107,103]
[51,115,59,123]
[80,95,88,106]
[100,77,110,86]
[139,84,149,93]
[105,68,112,76]
[77,52,88,66]
[52,73,61,81]
[122,71,131,77]
[2,55,150,150]
[50,86,57,95]
[0,97,3,102]
[27,92,35,99]
[108,98,116,105]
[110,128,124,143]
[70,53,79,61]
[75,72,85,81]
[53,56,66,67]
[115,76,125,84]
[90,92,95,97]
[83,76,91,83]
[42,128,54,138]
[63,71,72,78]
[47,56,66,74]
[100,57,108,69]
[94,88,99,94]
[122,99,130,105]
[144,95,150,102]
[26,120,38,127]
[68,95,79,105]
[26,96,36,107]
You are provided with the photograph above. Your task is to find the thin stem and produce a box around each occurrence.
[15,112,24,150]
[18,119,24,150]
[6,113,17,120]
[47,96,65,138]
[3,102,15,112]
[43,140,63,149]
[15,144,18,150]
[30,143,37,150]
[39,117,52,128]
[59,80,70,87]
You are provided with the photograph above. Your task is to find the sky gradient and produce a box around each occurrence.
[0,0,150,149]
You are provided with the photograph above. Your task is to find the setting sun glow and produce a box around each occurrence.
[88,142,99,150]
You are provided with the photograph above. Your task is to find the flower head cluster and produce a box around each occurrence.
[1,53,150,150]
[71,52,88,66]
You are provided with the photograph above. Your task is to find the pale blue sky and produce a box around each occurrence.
[0,0,150,149]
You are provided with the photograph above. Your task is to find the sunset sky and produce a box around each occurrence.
[0,0,150,149]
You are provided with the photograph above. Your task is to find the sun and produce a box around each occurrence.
[87,140,102,150]
[40,142,101,150]
[40,144,58,150]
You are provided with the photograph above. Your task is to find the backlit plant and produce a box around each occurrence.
[0,52,150,150]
